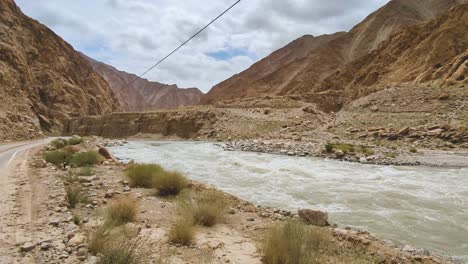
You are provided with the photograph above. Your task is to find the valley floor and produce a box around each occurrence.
[0,138,459,263]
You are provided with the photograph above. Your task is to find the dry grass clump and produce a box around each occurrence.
[97,239,148,264]
[262,220,376,264]
[106,198,138,225]
[124,164,165,188]
[70,151,100,167]
[178,189,229,227]
[168,218,194,246]
[65,185,86,208]
[324,144,375,156]
[153,171,189,196]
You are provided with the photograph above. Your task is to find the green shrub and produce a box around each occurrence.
[67,136,83,145]
[106,198,138,226]
[72,214,81,225]
[324,144,333,153]
[168,218,194,246]
[153,171,188,196]
[409,147,418,153]
[124,164,165,188]
[44,151,72,165]
[51,138,67,149]
[70,151,100,167]
[77,166,95,176]
[65,185,84,208]
[385,152,399,159]
[178,190,228,227]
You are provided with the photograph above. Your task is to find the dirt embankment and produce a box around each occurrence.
[2,138,456,263]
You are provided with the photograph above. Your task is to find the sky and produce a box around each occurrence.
[15,0,389,92]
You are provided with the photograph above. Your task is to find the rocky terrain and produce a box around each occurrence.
[0,0,120,142]
[83,54,204,112]
[201,0,466,110]
[0,138,457,263]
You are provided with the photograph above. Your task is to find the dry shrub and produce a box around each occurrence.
[262,220,376,264]
[65,185,84,208]
[106,198,138,225]
[70,151,100,167]
[44,151,72,165]
[178,190,229,227]
[168,218,194,246]
[153,171,189,196]
[124,164,164,188]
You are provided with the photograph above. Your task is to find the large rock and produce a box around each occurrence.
[298,209,329,227]
[97,146,119,163]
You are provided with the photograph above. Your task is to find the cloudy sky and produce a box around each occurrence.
[15,0,389,92]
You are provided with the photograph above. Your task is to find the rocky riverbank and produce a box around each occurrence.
[5,137,458,263]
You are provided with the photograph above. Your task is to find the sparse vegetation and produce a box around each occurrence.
[97,239,147,264]
[178,189,229,227]
[44,151,72,165]
[65,185,85,208]
[77,166,95,176]
[70,151,100,167]
[62,145,79,154]
[124,164,165,188]
[51,138,67,149]
[261,220,376,264]
[61,173,79,184]
[168,218,194,246]
[88,224,112,255]
[153,171,189,196]
[409,147,418,153]
[67,136,83,146]
[72,214,81,225]
[106,198,138,225]
[385,152,399,159]
[324,144,375,156]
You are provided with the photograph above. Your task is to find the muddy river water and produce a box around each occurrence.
[109,141,468,262]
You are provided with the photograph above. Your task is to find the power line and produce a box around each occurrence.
[127,0,242,87]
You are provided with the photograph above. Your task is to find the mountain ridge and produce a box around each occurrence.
[83,54,204,111]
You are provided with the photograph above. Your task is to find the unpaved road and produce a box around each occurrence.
[0,140,48,263]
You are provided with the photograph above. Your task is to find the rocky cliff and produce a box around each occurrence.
[83,55,204,112]
[200,0,465,105]
[0,0,120,141]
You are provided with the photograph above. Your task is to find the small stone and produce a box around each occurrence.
[68,234,86,247]
[123,186,131,192]
[76,247,88,257]
[20,242,36,252]
[359,157,368,163]
[247,218,255,222]
[40,242,52,251]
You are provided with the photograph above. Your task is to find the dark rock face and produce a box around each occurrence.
[0,0,120,141]
[82,54,204,112]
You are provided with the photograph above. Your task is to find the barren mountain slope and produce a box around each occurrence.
[0,0,120,141]
[84,55,204,111]
[320,4,468,106]
[201,0,463,104]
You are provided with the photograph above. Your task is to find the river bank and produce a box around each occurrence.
[7,137,462,263]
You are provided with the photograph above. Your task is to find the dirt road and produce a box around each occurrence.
[0,140,48,263]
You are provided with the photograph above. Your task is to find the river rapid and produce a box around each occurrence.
[109,141,468,262]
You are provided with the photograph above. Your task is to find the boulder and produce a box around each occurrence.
[67,234,85,247]
[97,146,119,163]
[334,150,345,158]
[298,209,329,226]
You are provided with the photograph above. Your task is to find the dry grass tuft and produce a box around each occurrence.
[153,171,189,196]
[124,164,165,188]
[262,220,377,264]
[106,198,138,225]
[65,185,85,208]
[168,218,194,246]
[178,189,229,227]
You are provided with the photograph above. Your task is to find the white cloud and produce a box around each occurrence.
[15,0,389,92]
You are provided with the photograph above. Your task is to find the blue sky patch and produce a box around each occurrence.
[207,47,257,61]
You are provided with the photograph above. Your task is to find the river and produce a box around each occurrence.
[109,141,468,262]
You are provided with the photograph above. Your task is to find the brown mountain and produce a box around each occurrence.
[0,0,120,141]
[200,0,466,105]
[83,55,204,112]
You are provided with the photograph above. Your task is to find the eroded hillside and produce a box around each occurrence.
[201,0,465,105]
[0,0,120,141]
